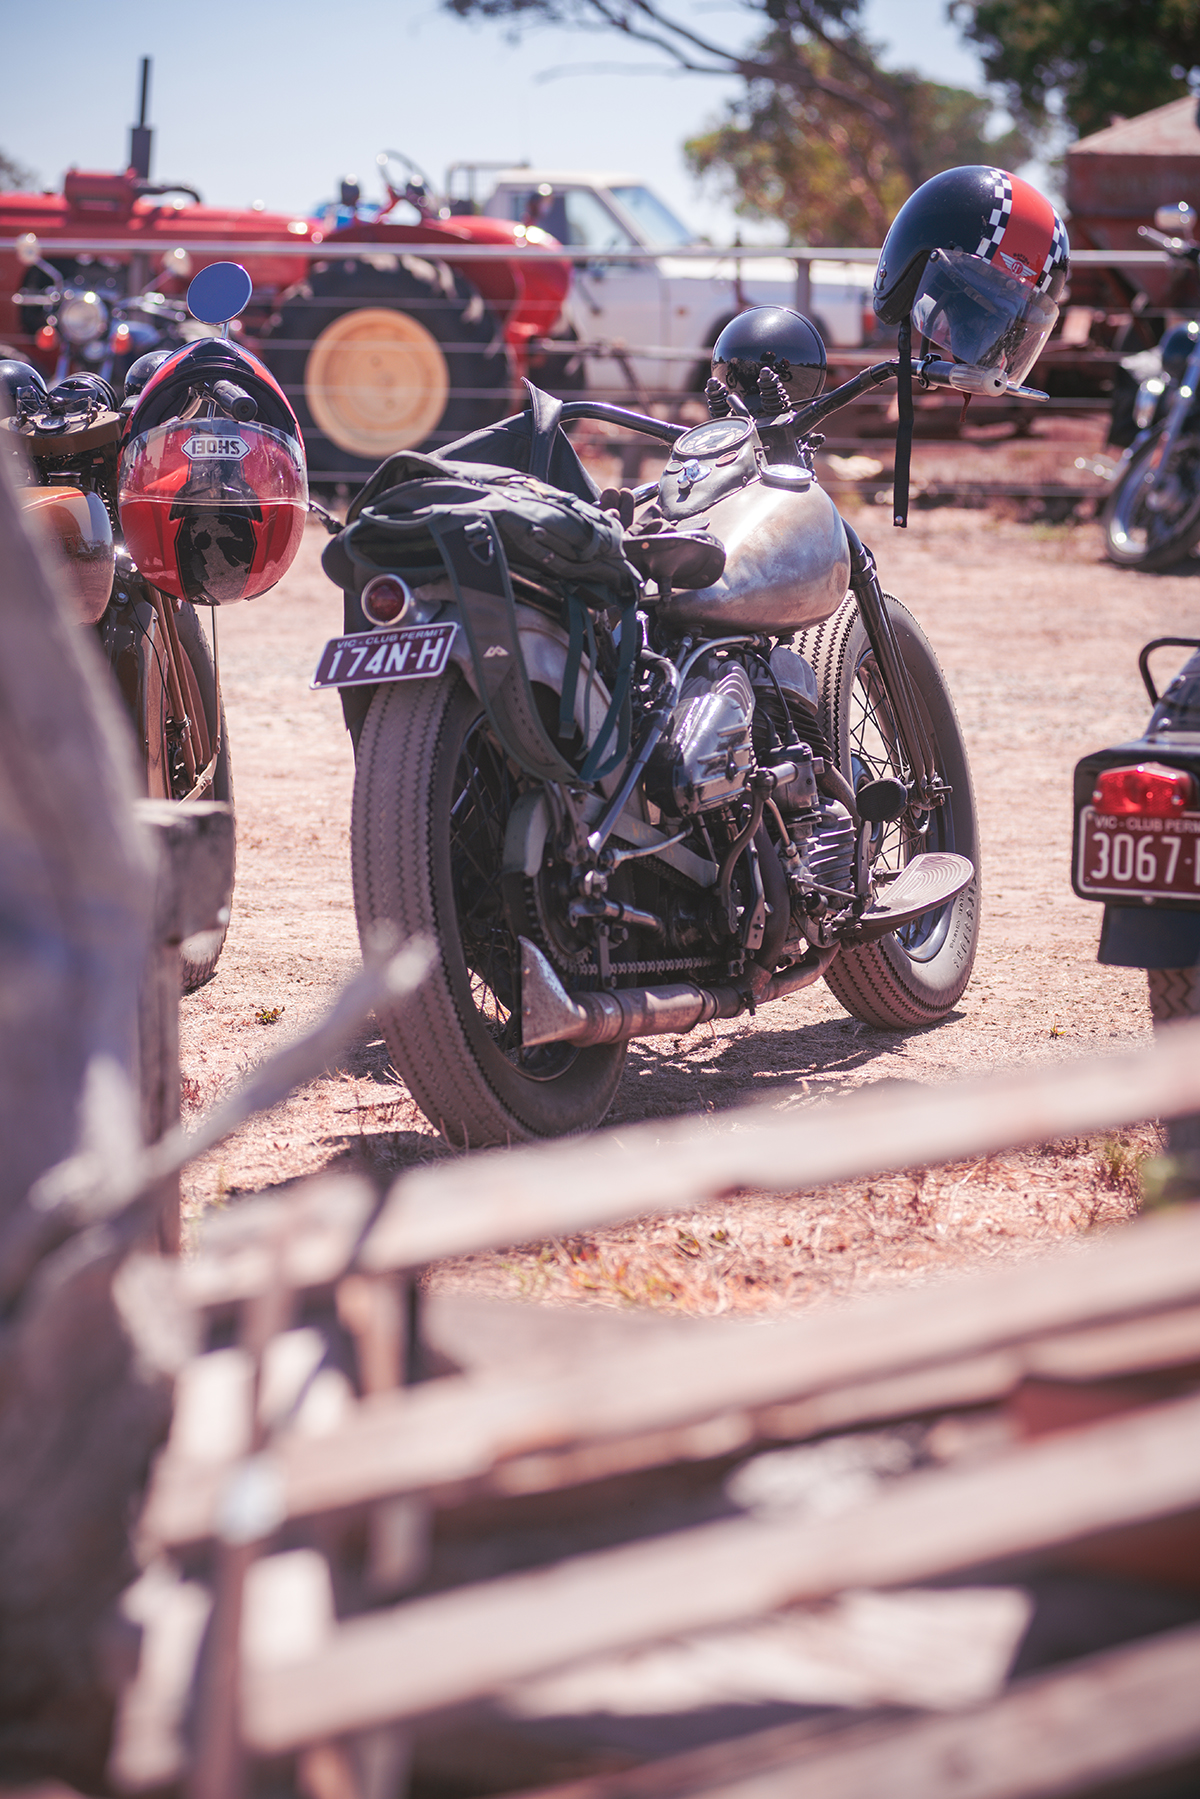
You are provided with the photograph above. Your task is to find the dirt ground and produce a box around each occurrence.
[177,425,1198,1313]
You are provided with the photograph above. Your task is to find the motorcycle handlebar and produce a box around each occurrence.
[918,358,1048,403]
[1137,224,1200,264]
[212,379,257,422]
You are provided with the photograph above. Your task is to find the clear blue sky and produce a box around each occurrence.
[2,0,1018,243]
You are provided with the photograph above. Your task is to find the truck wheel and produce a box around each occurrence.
[262,258,511,481]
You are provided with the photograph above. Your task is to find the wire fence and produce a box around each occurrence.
[0,236,1176,485]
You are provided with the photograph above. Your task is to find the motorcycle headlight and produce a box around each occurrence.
[58,291,109,347]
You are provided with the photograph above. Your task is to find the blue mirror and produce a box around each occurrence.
[187,261,253,325]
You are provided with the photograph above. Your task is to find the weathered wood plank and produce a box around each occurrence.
[507,1623,1200,1799]
[362,1017,1200,1275]
[143,1209,1200,1547]
[0,422,170,1790]
[136,801,235,1254]
[0,412,153,1227]
[241,1390,1200,1751]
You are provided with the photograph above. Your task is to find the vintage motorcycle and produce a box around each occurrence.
[1072,638,1200,1192]
[1104,205,1200,570]
[313,166,1065,1148]
[1,262,309,987]
[11,231,207,394]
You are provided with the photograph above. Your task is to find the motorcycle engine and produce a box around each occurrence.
[646,659,755,815]
[791,798,856,899]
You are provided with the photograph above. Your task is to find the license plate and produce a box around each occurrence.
[311,622,456,690]
[1077,806,1200,900]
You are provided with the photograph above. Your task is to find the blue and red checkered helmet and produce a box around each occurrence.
[874,167,1070,386]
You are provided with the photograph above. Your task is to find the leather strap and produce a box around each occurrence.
[522,378,564,484]
[893,317,913,529]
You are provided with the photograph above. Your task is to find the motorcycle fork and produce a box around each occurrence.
[147,586,198,792]
[843,523,941,809]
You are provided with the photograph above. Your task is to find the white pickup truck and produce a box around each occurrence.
[480,169,875,400]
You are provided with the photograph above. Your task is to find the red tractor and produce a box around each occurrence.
[0,151,571,485]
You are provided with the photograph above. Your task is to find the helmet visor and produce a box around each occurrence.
[911,247,1058,386]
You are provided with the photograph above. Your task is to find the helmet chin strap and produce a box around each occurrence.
[893,316,913,528]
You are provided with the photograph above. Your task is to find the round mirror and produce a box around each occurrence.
[16,232,41,269]
[162,246,194,279]
[186,261,253,324]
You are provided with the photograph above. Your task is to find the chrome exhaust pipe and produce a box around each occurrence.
[519,938,838,1050]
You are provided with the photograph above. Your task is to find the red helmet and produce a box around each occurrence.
[118,339,307,605]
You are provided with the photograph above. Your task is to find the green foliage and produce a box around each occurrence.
[951,0,1200,141]
[441,0,1028,243]
[0,149,36,192]
[686,38,1029,244]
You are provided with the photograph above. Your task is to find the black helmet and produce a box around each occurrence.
[711,307,827,414]
[0,358,48,416]
[874,166,1069,386]
[122,348,174,401]
[49,373,118,411]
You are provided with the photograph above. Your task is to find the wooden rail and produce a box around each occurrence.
[101,994,1200,1799]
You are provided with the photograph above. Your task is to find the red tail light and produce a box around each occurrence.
[1092,762,1197,817]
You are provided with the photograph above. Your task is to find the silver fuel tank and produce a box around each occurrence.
[656,474,850,634]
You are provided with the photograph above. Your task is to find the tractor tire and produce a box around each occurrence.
[262,256,512,483]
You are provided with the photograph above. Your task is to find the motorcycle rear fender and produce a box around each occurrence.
[438,592,620,790]
[1072,735,1200,905]
[1099,903,1200,968]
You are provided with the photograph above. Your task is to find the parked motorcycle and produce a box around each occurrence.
[1072,638,1200,1193]
[1103,205,1200,570]
[1,262,309,988]
[12,232,211,395]
[310,166,1065,1149]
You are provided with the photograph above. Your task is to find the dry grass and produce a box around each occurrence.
[427,1126,1159,1318]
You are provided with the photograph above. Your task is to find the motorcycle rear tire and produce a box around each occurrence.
[352,670,628,1149]
[1103,432,1200,570]
[797,592,980,1028]
[1148,967,1200,1022]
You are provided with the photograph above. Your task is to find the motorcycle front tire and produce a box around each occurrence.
[797,592,980,1028]
[351,670,628,1149]
[1103,431,1200,570]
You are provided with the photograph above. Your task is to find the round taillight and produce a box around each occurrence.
[361,573,413,627]
[1092,762,1197,817]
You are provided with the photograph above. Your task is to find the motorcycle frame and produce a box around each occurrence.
[558,370,943,817]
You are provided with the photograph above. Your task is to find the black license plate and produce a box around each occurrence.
[311,622,457,690]
[1077,806,1200,900]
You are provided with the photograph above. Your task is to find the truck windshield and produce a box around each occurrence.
[608,186,694,248]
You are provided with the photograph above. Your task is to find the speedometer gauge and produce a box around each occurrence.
[674,416,754,459]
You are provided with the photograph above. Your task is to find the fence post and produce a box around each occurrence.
[794,254,812,320]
